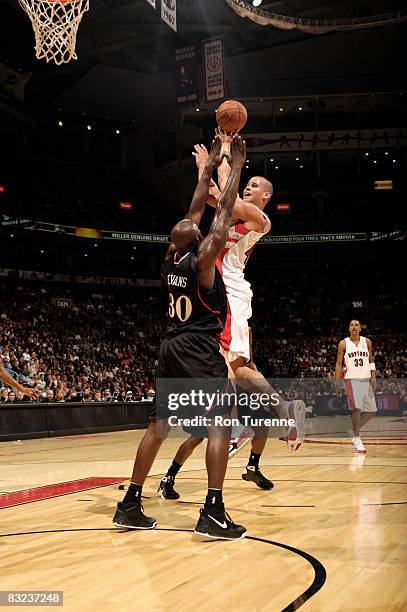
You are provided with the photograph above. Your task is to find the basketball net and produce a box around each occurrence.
[18,0,89,65]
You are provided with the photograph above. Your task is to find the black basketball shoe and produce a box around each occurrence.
[157,476,180,500]
[113,500,157,530]
[242,466,274,490]
[194,507,247,540]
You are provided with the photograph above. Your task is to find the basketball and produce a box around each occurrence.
[216,100,248,134]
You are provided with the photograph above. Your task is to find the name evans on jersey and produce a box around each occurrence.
[167,274,187,288]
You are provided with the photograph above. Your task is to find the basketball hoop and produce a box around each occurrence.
[18,0,89,65]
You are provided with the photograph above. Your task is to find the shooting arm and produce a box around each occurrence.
[193,143,220,208]
[217,156,231,192]
[197,142,265,227]
[232,198,268,229]
[206,181,266,230]
[186,164,214,226]
[197,166,242,290]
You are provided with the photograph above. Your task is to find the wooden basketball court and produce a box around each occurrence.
[1,417,406,611]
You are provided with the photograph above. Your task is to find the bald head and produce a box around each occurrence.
[171,219,202,252]
[258,176,273,196]
[242,176,273,209]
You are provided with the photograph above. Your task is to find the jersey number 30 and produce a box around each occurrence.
[169,293,192,322]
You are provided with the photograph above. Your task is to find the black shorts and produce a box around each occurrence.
[157,332,228,379]
[151,332,231,434]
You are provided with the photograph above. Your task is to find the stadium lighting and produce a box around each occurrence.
[119,202,133,211]
[253,0,263,6]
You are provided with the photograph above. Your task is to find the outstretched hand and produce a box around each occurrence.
[23,387,40,401]
[215,127,233,144]
[192,143,209,169]
[205,134,224,169]
[224,134,246,169]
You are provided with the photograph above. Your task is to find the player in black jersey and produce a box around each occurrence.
[113,135,248,540]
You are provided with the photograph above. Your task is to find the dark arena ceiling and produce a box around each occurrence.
[0,0,405,264]
[1,0,406,120]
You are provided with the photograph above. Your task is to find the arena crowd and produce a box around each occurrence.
[1,276,405,404]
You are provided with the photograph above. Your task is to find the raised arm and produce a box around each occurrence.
[335,340,346,395]
[192,134,234,205]
[196,136,246,290]
[231,198,269,229]
[193,137,267,230]
[186,135,223,225]
[216,130,233,192]
[165,136,223,259]
[192,143,221,207]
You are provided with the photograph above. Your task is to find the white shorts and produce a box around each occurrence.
[220,294,252,364]
[344,379,377,413]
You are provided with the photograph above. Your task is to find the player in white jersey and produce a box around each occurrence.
[157,139,306,500]
[335,320,377,453]
[217,203,271,364]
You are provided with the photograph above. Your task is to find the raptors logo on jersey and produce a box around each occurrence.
[217,213,271,300]
[343,336,371,379]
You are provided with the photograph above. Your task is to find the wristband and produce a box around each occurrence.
[369,363,376,371]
